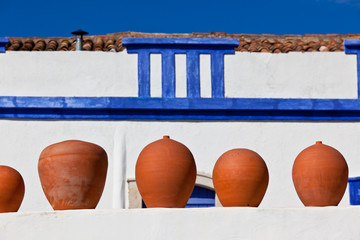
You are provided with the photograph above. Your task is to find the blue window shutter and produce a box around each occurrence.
[141,186,215,208]
[185,186,215,208]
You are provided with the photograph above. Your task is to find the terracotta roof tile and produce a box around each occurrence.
[83,39,93,51]
[46,40,58,51]
[4,32,360,53]
[33,40,46,51]
[58,40,70,51]
[93,37,104,51]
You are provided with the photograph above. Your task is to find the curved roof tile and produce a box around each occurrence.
[4,31,357,53]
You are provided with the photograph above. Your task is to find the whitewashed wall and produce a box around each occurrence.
[1,208,359,240]
[0,51,357,211]
[0,51,357,98]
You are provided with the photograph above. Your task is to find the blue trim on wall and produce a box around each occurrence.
[162,50,176,98]
[1,96,360,120]
[137,50,150,97]
[344,40,360,54]
[186,50,200,98]
[123,37,238,99]
[122,38,239,47]
[0,38,357,120]
[211,51,225,98]
[357,54,360,98]
[344,40,360,98]
[348,176,360,205]
[349,177,360,182]
[0,37,9,53]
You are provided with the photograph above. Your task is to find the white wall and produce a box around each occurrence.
[0,52,138,97]
[0,51,358,211]
[0,120,358,211]
[225,52,357,99]
[1,207,359,240]
[0,51,357,98]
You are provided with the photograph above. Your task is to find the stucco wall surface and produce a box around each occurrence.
[0,50,358,211]
[0,51,356,98]
[0,120,358,211]
[0,208,359,240]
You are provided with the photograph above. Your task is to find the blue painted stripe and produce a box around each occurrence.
[211,52,225,98]
[2,110,360,120]
[1,97,360,110]
[344,40,360,54]
[357,54,360,98]
[0,37,9,53]
[123,37,237,99]
[187,198,215,204]
[344,40,360,99]
[0,37,9,42]
[137,50,151,97]
[122,38,239,47]
[186,50,200,98]
[126,48,235,54]
[1,97,360,120]
[349,177,360,182]
[162,51,176,98]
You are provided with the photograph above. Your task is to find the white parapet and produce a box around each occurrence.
[0,51,356,99]
[0,207,359,240]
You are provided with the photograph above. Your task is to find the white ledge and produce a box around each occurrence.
[0,207,359,240]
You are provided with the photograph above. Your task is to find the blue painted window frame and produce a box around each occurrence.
[0,38,359,120]
[348,176,360,205]
[141,186,215,208]
[185,186,215,208]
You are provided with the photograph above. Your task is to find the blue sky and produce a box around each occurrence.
[1,0,360,37]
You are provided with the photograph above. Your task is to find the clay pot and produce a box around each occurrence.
[135,136,196,208]
[38,140,108,210]
[213,149,269,207]
[0,166,25,213]
[292,141,348,206]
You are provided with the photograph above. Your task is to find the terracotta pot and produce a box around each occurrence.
[213,149,269,207]
[292,141,348,206]
[0,166,25,213]
[38,140,108,210]
[135,136,196,208]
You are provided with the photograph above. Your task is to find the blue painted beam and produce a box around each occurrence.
[1,96,360,120]
[122,38,239,48]
[0,37,9,53]
[344,40,360,54]
[126,48,235,54]
[1,97,360,111]
[2,108,360,120]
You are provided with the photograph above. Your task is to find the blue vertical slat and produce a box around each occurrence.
[211,51,225,98]
[343,40,360,99]
[357,54,360,99]
[186,50,200,98]
[162,50,176,98]
[123,38,238,99]
[137,50,151,97]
